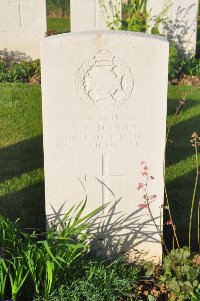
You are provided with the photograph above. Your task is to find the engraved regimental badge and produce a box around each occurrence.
[76,50,134,108]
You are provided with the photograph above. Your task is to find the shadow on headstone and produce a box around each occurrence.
[164,4,198,57]
[0,48,32,64]
[48,198,161,261]
[89,199,161,260]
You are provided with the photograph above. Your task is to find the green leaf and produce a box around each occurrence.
[144,261,155,277]
[188,267,198,281]
[42,241,62,267]
[167,278,180,294]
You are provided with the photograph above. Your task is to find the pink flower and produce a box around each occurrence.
[137,183,144,190]
[143,166,149,170]
[192,132,198,138]
[138,204,148,208]
[141,161,146,165]
[179,98,185,106]
[166,219,173,225]
[149,195,157,200]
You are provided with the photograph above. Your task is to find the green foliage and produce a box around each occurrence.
[160,247,200,301]
[47,0,70,18]
[0,201,100,300]
[44,258,139,301]
[125,11,148,32]
[144,261,156,277]
[168,42,200,80]
[0,60,40,83]
[99,0,122,30]
[104,0,171,33]
[8,257,28,300]
[168,42,184,81]
[122,0,148,32]
[182,57,200,77]
[0,215,26,300]
[24,201,101,299]
[0,259,8,301]
[150,0,172,35]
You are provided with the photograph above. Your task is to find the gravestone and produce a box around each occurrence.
[70,0,121,31]
[41,31,169,261]
[0,0,46,60]
[147,0,199,57]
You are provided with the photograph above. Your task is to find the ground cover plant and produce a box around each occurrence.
[160,247,200,301]
[39,258,139,301]
[0,60,41,84]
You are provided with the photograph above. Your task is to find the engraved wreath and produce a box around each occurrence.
[76,50,134,107]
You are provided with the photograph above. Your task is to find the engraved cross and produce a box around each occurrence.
[99,154,125,206]
[8,0,32,27]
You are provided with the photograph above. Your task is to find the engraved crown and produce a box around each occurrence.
[95,50,114,66]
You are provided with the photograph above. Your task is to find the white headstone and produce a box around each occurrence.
[147,0,199,57]
[70,0,121,31]
[0,0,46,60]
[41,31,169,261]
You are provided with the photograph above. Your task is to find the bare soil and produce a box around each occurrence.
[172,74,200,86]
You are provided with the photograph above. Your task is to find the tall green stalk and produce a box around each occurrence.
[189,133,200,251]
[164,99,186,249]
[0,259,8,301]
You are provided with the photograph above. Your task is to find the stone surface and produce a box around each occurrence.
[0,0,46,60]
[70,0,121,31]
[41,31,169,261]
[147,0,199,57]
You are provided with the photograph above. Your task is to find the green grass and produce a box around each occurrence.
[165,85,200,249]
[1,83,200,249]
[47,0,70,18]
[47,17,70,33]
[0,83,45,231]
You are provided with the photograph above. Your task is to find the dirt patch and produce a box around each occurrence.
[172,74,200,86]
[133,266,168,301]
[28,74,41,84]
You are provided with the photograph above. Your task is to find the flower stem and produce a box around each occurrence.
[146,196,169,255]
[164,186,180,248]
[144,174,169,255]
[189,139,199,251]
[163,102,184,249]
